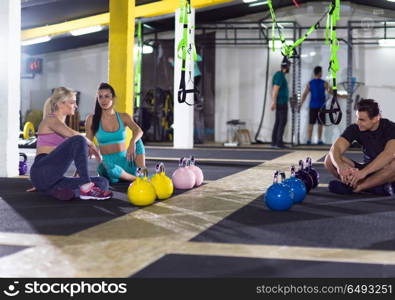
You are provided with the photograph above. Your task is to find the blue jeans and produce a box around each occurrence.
[30,135,109,196]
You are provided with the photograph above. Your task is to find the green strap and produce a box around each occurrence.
[177,0,198,65]
[177,0,199,105]
[326,0,341,91]
[134,19,142,108]
[267,0,331,58]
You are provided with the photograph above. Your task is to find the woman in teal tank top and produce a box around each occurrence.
[86,83,146,183]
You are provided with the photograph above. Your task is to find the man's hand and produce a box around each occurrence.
[271,102,276,111]
[348,169,368,188]
[337,165,355,184]
[127,142,136,161]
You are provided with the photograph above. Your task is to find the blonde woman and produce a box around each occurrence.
[30,87,112,200]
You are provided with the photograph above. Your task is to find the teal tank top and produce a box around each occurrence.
[96,112,126,146]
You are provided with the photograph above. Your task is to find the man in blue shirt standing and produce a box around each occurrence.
[271,57,290,148]
[300,66,332,145]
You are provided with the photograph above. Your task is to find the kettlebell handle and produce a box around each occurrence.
[305,157,312,169]
[19,153,27,163]
[179,157,187,167]
[189,155,196,165]
[298,159,305,170]
[290,165,296,177]
[155,162,165,173]
[273,170,286,184]
[136,167,149,178]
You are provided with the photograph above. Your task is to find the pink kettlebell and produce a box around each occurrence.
[172,157,196,189]
[188,156,204,186]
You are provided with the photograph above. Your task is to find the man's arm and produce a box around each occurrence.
[354,140,395,178]
[329,137,354,183]
[271,85,280,111]
[329,137,351,170]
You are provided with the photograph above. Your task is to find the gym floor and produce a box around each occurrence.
[0,145,394,277]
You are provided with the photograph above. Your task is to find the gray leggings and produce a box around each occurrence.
[30,135,109,196]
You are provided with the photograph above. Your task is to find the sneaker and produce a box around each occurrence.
[277,144,289,149]
[271,144,280,149]
[317,140,324,145]
[366,183,394,196]
[328,180,354,195]
[80,186,113,200]
[51,188,75,201]
[306,140,312,145]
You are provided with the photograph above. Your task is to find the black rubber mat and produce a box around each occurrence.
[0,245,29,258]
[191,192,395,250]
[0,153,256,235]
[0,178,137,235]
[132,254,395,278]
[192,165,395,251]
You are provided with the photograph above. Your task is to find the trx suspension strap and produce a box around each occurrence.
[319,0,342,125]
[267,0,343,125]
[177,0,199,105]
[267,0,331,60]
[134,20,142,109]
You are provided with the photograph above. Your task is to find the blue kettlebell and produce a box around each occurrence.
[305,157,319,189]
[264,170,294,211]
[19,153,28,176]
[283,166,307,204]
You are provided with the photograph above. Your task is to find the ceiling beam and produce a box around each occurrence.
[21,0,234,41]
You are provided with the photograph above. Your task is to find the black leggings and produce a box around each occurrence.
[30,135,108,196]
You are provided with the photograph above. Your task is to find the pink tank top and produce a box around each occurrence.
[36,133,66,147]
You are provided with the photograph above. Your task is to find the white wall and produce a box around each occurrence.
[21,43,108,122]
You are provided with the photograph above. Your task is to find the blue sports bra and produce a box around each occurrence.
[96,112,126,146]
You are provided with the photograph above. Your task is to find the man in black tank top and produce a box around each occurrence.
[324,99,395,195]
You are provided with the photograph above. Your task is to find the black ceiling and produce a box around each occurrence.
[22,0,395,55]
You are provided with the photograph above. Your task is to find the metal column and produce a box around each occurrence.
[291,26,302,146]
[346,21,353,126]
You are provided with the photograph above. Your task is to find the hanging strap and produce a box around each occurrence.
[267,0,343,125]
[320,0,342,125]
[319,94,342,125]
[177,0,199,105]
[267,0,330,59]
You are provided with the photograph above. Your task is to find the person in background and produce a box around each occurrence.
[271,57,290,149]
[300,66,346,145]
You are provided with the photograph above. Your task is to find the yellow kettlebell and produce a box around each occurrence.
[151,162,174,200]
[127,168,156,206]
